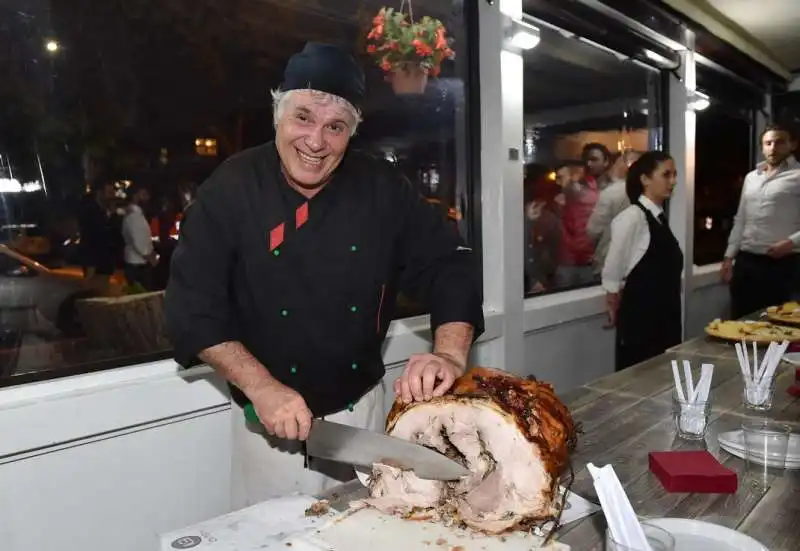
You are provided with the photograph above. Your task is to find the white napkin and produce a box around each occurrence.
[587,463,652,551]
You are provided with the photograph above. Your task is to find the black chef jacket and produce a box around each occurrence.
[165,142,484,417]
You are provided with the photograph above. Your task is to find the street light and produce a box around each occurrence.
[45,39,60,53]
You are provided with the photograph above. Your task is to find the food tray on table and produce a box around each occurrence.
[766,301,800,326]
[704,319,800,343]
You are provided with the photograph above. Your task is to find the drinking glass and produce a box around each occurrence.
[742,421,791,492]
[672,390,711,440]
[605,522,675,551]
[742,377,776,411]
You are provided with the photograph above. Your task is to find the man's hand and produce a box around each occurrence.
[606,292,621,327]
[530,281,546,294]
[248,380,313,441]
[394,353,464,403]
[720,257,734,283]
[767,239,793,259]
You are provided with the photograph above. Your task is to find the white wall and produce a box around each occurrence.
[0,409,230,551]
[687,264,731,338]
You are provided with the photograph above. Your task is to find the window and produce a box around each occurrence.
[0,0,478,385]
[693,99,754,266]
[522,20,663,297]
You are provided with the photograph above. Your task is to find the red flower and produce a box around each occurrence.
[412,39,433,57]
[380,58,392,72]
[366,44,377,54]
[429,65,441,77]
[434,28,447,50]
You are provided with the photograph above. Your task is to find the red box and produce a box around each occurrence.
[648,451,737,494]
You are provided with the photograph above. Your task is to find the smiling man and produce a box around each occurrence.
[164,43,483,506]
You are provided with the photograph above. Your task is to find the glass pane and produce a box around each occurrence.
[522,23,662,297]
[694,99,753,266]
[0,0,476,384]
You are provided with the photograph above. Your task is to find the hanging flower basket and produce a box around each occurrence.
[390,63,428,94]
[366,6,455,95]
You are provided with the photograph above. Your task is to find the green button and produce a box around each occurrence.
[351,362,358,370]
[280,309,289,317]
[350,245,358,252]
[350,305,358,313]
[347,402,354,412]
[273,248,280,257]
[290,365,298,374]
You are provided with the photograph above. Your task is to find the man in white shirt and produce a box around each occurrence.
[720,123,800,318]
[587,150,642,276]
[122,185,157,289]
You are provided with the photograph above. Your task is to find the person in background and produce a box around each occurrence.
[582,142,612,191]
[555,160,597,288]
[524,179,562,293]
[122,184,157,290]
[554,160,584,190]
[77,181,120,290]
[587,149,643,277]
[603,151,681,371]
[720,123,800,318]
[165,43,483,505]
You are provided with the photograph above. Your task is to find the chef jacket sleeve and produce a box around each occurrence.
[165,183,238,367]
[393,174,485,340]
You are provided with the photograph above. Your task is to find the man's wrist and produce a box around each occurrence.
[432,351,467,375]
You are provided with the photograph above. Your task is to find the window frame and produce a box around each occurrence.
[521,12,668,299]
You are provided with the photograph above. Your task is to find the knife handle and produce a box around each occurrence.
[243,403,261,424]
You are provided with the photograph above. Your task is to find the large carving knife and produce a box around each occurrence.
[243,404,469,481]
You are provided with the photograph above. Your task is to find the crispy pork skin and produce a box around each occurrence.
[363,367,576,533]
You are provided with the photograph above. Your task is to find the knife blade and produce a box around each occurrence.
[243,404,469,481]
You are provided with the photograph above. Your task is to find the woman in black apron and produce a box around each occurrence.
[601,151,682,371]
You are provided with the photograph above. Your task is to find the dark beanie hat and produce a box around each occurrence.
[281,42,366,110]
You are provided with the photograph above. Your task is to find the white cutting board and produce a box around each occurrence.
[294,506,570,551]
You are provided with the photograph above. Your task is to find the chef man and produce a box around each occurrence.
[164,43,484,506]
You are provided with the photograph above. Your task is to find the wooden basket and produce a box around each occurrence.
[76,291,170,355]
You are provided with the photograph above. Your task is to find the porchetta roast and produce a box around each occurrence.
[361,367,576,534]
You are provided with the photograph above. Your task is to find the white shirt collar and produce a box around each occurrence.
[756,155,800,175]
[638,195,663,218]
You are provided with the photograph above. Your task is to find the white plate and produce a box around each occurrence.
[717,430,800,463]
[718,431,800,471]
[645,518,769,551]
[781,352,800,366]
[719,441,800,469]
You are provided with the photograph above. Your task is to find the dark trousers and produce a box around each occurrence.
[731,252,798,319]
[124,263,153,291]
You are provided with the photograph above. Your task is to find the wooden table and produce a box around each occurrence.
[324,341,799,550]
[558,347,799,551]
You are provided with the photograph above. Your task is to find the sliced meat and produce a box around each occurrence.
[363,367,576,534]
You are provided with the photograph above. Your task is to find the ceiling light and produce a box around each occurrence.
[510,30,540,50]
[504,18,541,52]
[688,91,711,111]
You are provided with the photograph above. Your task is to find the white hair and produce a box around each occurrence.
[270,88,362,136]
